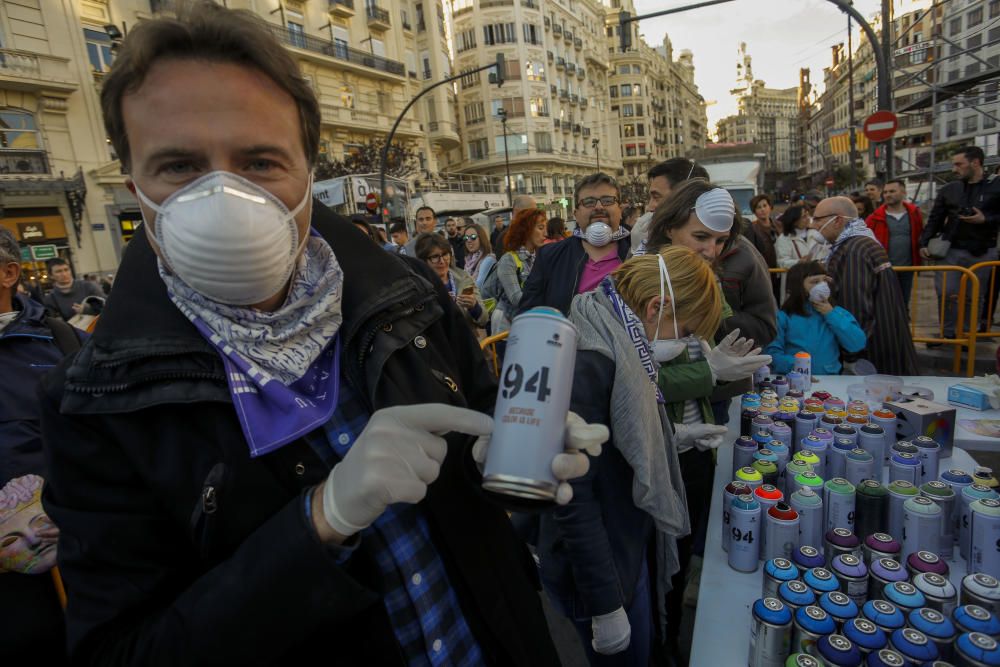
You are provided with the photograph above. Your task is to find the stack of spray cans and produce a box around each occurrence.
[733,385,1000,666]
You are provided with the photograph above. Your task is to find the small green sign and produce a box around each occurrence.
[31,244,58,260]
[559,198,568,207]
[20,246,31,262]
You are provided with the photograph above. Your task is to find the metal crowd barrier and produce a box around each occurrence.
[479,330,509,377]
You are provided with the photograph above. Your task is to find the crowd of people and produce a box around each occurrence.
[2,3,999,666]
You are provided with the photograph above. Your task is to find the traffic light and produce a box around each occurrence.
[618,12,632,52]
[489,53,505,87]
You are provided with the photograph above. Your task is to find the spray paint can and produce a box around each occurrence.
[729,493,762,573]
[820,413,844,430]
[969,498,1000,579]
[793,352,812,391]
[824,478,857,533]
[481,308,578,499]
[798,437,828,479]
[847,448,877,488]
[756,448,780,467]
[955,632,1000,667]
[825,528,861,568]
[961,573,1000,617]
[855,480,889,541]
[862,533,902,566]
[910,436,941,485]
[842,617,887,657]
[812,390,832,402]
[863,599,906,638]
[884,582,928,616]
[974,466,1000,490]
[793,545,826,570]
[829,439,855,482]
[742,407,761,437]
[811,427,835,447]
[833,424,859,449]
[793,472,825,499]
[773,375,790,399]
[811,634,862,666]
[771,422,793,453]
[764,557,801,600]
[722,480,752,553]
[754,415,776,438]
[770,442,792,487]
[961,485,1000,561]
[906,550,950,579]
[902,496,944,561]
[832,552,869,606]
[864,648,909,666]
[804,398,825,413]
[779,580,817,616]
[794,453,823,485]
[908,607,957,661]
[737,466,765,490]
[743,392,762,411]
[913,572,959,618]
[757,484,785,513]
[733,435,758,477]
[942,469,976,529]
[889,627,939,664]
[785,460,816,498]
[766,503,802,562]
[871,408,898,471]
[755,460,781,487]
[921,480,958,559]
[858,424,886,480]
[787,371,806,394]
[803,567,840,598]
[890,452,921,486]
[887,481,920,543]
[819,591,859,628]
[953,604,1000,637]
[792,605,836,657]
[791,487,824,554]
[783,652,821,667]
[794,412,818,454]
[750,597,793,667]
[754,364,772,389]
[868,557,908,601]
[755,431,776,453]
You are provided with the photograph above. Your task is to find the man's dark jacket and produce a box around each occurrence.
[920,174,1000,256]
[39,204,560,666]
[517,236,631,316]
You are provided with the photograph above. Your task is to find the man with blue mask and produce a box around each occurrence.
[519,172,631,315]
[36,4,606,665]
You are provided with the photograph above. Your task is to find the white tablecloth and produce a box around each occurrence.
[689,377,986,666]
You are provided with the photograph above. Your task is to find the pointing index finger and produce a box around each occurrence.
[390,404,494,438]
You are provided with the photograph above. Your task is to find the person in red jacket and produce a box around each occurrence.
[866,178,924,309]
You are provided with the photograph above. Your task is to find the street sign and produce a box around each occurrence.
[863,111,898,143]
[825,178,835,187]
[894,40,934,56]
[30,244,57,260]
[365,192,378,212]
[19,247,30,262]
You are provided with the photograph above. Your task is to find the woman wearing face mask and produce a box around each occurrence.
[764,261,867,375]
[415,233,488,330]
[537,245,721,666]
[774,205,829,269]
[461,223,496,288]
[490,209,546,333]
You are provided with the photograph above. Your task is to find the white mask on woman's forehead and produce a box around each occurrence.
[651,254,688,362]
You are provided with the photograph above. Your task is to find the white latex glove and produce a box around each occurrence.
[592,606,631,655]
[703,328,773,382]
[673,422,729,451]
[473,410,607,504]
[321,404,492,537]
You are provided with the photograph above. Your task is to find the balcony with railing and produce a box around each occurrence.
[574,37,582,50]
[580,97,588,108]
[550,84,557,95]
[566,63,576,74]
[0,49,77,94]
[559,89,569,100]
[329,0,355,16]
[544,16,550,28]
[576,68,585,79]
[401,16,412,30]
[0,149,50,175]
[582,127,591,137]
[572,124,581,134]
[267,25,404,77]
[570,94,578,104]
[552,24,562,35]
[428,119,460,148]
[366,5,391,29]
[563,30,573,43]
[547,50,554,61]
[555,57,565,70]
[553,119,560,129]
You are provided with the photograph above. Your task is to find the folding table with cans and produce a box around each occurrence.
[690,375,1000,667]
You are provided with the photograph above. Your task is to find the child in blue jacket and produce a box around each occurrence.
[766,261,867,375]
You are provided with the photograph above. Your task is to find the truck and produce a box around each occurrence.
[692,143,767,219]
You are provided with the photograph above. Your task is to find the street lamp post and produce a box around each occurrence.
[592,138,600,172]
[497,107,512,207]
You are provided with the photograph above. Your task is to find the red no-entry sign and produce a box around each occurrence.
[365,192,378,212]
[863,111,898,143]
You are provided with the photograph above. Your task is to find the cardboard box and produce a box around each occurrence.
[883,398,956,459]
[947,383,994,411]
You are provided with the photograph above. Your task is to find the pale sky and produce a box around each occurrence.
[632,0,884,138]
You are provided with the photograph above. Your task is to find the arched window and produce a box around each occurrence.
[0,109,40,150]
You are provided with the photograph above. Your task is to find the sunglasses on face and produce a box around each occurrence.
[463,234,478,241]
[578,196,620,208]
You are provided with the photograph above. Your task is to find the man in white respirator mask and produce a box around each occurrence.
[35,4,606,665]
[519,172,631,315]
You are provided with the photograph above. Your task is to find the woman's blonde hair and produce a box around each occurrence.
[611,245,722,340]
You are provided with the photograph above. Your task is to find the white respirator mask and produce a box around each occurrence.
[134,171,312,306]
[584,220,613,247]
[650,254,689,362]
[809,281,831,303]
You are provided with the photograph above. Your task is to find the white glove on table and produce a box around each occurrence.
[592,606,631,655]
[673,422,729,451]
[473,410,608,505]
[703,328,773,383]
[321,404,492,537]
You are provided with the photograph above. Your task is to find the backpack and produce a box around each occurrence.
[480,252,523,314]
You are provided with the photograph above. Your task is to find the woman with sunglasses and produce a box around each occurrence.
[415,233,488,330]
[461,223,497,288]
